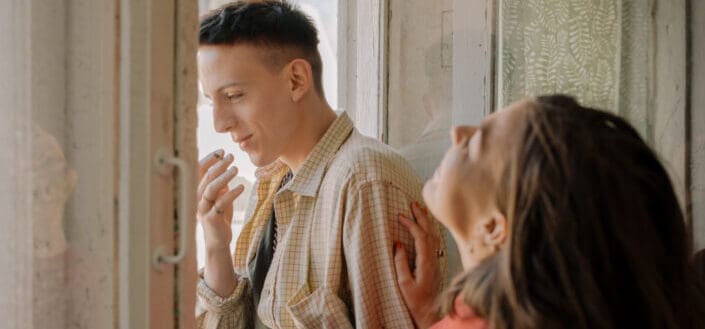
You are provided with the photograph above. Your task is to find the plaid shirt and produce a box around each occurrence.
[196,112,447,328]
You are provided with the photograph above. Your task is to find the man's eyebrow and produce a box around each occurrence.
[203,81,246,100]
[215,81,245,93]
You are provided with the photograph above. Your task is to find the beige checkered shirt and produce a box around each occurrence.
[196,112,446,329]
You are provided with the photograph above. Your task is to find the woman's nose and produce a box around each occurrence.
[450,125,478,146]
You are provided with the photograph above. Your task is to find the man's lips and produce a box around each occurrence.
[233,134,253,143]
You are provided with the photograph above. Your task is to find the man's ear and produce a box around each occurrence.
[286,59,312,102]
[481,212,508,248]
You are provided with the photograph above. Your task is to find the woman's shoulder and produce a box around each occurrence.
[430,297,489,329]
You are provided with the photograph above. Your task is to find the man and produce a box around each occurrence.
[195,1,445,328]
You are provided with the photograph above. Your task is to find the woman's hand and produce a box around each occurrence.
[197,149,245,252]
[394,202,443,329]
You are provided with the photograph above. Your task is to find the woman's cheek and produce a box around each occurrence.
[422,181,442,215]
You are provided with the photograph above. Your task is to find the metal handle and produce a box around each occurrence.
[153,149,191,266]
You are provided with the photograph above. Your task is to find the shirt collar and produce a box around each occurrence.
[288,112,354,197]
[254,159,288,180]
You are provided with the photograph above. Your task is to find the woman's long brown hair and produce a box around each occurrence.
[449,95,705,329]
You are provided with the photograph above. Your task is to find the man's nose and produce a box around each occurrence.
[212,103,236,133]
[450,125,478,146]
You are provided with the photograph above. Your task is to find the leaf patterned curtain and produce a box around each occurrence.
[498,0,652,138]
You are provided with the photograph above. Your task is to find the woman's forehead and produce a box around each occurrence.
[486,101,530,142]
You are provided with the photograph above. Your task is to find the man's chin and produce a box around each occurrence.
[248,152,278,168]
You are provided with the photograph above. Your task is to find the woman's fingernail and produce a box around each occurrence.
[399,214,407,220]
[394,242,402,250]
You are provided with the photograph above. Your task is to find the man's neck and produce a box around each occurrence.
[279,100,337,173]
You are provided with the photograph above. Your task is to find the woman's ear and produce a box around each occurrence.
[286,59,312,102]
[481,213,508,248]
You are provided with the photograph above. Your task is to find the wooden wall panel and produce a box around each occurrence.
[175,0,200,327]
[340,0,387,139]
[690,0,705,251]
[65,0,118,326]
[0,1,33,328]
[651,0,688,213]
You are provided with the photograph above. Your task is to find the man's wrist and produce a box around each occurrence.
[205,245,233,265]
[205,244,231,255]
[203,245,238,297]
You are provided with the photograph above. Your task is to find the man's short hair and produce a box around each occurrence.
[199,1,324,96]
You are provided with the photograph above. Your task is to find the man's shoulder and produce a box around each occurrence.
[327,130,422,191]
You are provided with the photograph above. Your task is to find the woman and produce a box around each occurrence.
[394,95,705,329]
